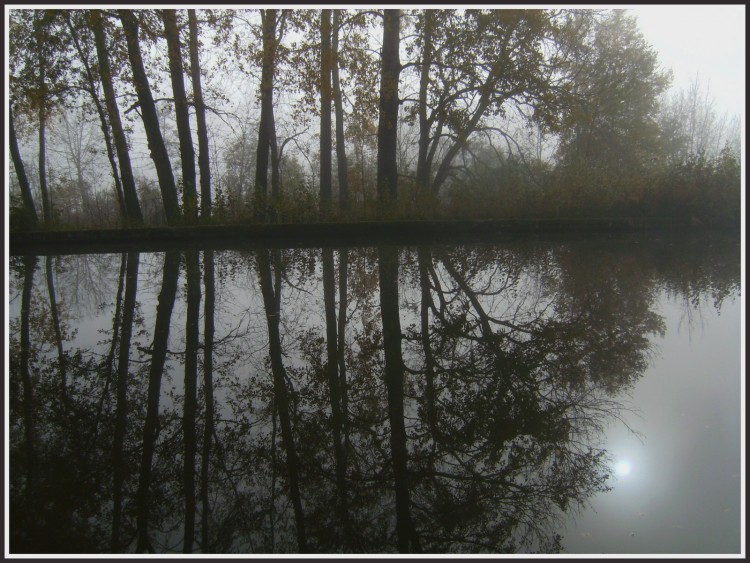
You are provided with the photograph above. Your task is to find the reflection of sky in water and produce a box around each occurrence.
[562,292,742,554]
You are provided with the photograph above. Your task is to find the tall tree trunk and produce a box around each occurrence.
[188,10,212,220]
[256,250,307,551]
[320,9,333,215]
[332,10,350,214]
[376,9,401,210]
[415,11,434,198]
[38,98,51,223]
[91,10,142,223]
[162,9,198,221]
[200,249,215,550]
[36,13,52,224]
[183,250,201,552]
[9,103,39,227]
[119,9,180,224]
[112,251,139,551]
[269,109,281,221]
[136,251,181,553]
[65,12,126,222]
[45,256,67,402]
[378,246,420,553]
[254,10,278,221]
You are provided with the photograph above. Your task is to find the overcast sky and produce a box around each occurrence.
[627,4,745,117]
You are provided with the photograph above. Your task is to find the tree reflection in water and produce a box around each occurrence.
[7,235,740,554]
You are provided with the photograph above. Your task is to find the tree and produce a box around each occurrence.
[404,10,563,197]
[9,102,39,227]
[188,10,212,219]
[48,107,101,219]
[556,10,671,170]
[332,10,350,213]
[90,10,143,223]
[319,9,333,215]
[63,11,128,222]
[162,9,198,221]
[658,75,740,163]
[8,9,71,223]
[119,9,181,224]
[254,10,286,221]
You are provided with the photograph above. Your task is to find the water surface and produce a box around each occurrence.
[7,232,742,554]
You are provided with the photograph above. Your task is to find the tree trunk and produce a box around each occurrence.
[376,9,401,210]
[320,9,333,215]
[188,10,212,220]
[136,251,181,553]
[162,9,198,221]
[269,108,281,221]
[9,103,38,227]
[91,10,142,223]
[38,103,51,223]
[254,10,277,221]
[416,11,434,197]
[332,10,350,214]
[119,9,180,224]
[112,251,139,551]
[36,13,52,224]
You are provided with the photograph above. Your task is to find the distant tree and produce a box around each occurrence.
[555,10,671,170]
[48,107,100,218]
[658,75,740,163]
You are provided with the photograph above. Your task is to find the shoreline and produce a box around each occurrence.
[8,217,739,255]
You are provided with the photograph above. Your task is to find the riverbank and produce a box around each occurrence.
[8,217,740,255]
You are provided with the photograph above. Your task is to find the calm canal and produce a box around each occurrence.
[7,231,742,555]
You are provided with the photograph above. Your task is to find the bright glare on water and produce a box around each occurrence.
[616,461,632,477]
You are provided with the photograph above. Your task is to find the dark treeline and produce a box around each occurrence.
[8,233,740,553]
[8,9,740,230]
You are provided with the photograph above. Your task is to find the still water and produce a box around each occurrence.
[7,232,742,555]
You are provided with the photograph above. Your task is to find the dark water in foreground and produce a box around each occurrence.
[7,233,742,555]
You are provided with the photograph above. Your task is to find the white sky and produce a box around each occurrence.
[626,4,745,117]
